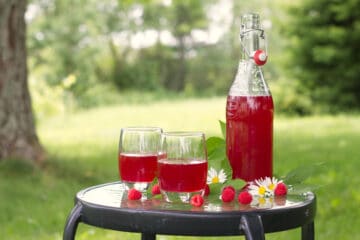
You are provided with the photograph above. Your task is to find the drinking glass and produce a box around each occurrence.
[118,127,162,193]
[158,132,208,203]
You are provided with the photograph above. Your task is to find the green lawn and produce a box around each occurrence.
[1,97,359,239]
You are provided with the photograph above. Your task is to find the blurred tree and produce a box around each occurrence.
[27,0,108,94]
[94,0,157,91]
[0,0,45,162]
[27,0,294,110]
[143,0,209,91]
[28,0,155,95]
[285,0,360,111]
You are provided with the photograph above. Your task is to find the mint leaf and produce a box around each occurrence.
[207,183,223,202]
[219,120,226,138]
[146,177,158,196]
[283,162,325,185]
[208,144,226,160]
[206,136,225,154]
[288,183,321,195]
[206,136,227,170]
[226,179,246,191]
[222,160,232,179]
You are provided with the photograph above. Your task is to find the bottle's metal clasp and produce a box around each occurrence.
[239,28,268,65]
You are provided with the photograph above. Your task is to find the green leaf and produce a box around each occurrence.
[219,120,226,138]
[207,183,223,202]
[151,194,163,200]
[221,157,232,178]
[209,183,223,193]
[146,177,158,196]
[208,145,226,161]
[206,137,226,167]
[288,183,322,195]
[283,162,326,185]
[206,136,225,153]
[208,160,220,170]
[226,179,246,191]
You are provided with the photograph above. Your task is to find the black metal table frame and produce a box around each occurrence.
[63,183,316,240]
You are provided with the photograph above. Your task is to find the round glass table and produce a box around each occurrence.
[63,182,316,240]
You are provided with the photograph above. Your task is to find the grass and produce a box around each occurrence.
[0,97,360,239]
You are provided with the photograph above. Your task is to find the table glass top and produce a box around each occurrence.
[77,182,314,213]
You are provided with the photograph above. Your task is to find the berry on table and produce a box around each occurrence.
[238,191,253,205]
[190,194,204,207]
[151,184,161,195]
[274,182,288,196]
[221,187,235,202]
[223,185,235,193]
[128,188,142,200]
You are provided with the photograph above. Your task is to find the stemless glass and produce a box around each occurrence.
[158,132,208,203]
[118,127,162,193]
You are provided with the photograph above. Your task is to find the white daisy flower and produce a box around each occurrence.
[207,168,227,184]
[248,177,282,198]
[248,182,268,197]
[266,177,283,191]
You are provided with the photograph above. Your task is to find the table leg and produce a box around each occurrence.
[301,221,315,240]
[63,203,83,240]
[141,232,156,240]
[240,215,265,240]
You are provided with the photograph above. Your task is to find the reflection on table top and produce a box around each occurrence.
[77,182,314,213]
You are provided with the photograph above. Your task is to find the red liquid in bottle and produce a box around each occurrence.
[226,95,273,181]
[118,153,158,182]
[158,160,208,192]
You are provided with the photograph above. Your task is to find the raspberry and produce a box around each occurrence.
[204,184,210,196]
[221,188,235,202]
[190,194,204,207]
[151,184,161,195]
[238,191,252,205]
[128,188,142,200]
[274,182,288,196]
[223,185,235,193]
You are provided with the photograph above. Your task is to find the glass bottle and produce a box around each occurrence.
[226,13,274,182]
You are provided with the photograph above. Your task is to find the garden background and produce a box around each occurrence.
[1,0,360,239]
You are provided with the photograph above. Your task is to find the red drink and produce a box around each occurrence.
[118,153,158,182]
[158,160,208,192]
[158,151,167,160]
[226,95,273,181]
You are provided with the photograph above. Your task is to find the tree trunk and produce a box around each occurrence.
[0,0,45,163]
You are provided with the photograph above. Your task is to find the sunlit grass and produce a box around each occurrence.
[1,97,359,239]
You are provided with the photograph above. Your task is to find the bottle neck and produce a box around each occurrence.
[229,60,270,96]
[228,13,270,96]
[239,13,264,61]
[240,29,261,61]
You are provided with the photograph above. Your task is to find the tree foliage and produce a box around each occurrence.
[285,0,360,112]
[26,0,360,113]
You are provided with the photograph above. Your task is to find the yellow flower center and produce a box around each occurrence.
[212,176,219,184]
[258,186,266,195]
[259,197,266,205]
[268,183,275,190]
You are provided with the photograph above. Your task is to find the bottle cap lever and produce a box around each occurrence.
[239,27,268,66]
[253,50,267,66]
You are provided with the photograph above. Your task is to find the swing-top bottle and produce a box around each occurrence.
[226,13,274,182]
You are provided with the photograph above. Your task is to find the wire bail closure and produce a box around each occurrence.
[240,28,268,66]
